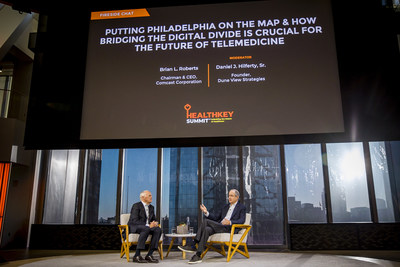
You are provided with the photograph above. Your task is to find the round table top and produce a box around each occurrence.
[165,233,196,237]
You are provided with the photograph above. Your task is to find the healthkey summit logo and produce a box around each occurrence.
[184,104,234,124]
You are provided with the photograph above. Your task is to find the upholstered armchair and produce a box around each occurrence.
[118,213,163,262]
[201,213,252,262]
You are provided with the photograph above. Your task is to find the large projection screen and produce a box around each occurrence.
[81,0,343,140]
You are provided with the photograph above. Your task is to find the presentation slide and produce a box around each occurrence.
[80,0,344,140]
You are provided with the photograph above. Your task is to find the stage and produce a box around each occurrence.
[1,250,399,266]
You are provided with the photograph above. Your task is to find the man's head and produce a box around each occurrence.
[140,190,152,204]
[228,189,240,205]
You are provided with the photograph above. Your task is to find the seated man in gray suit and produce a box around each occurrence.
[128,190,162,263]
[178,189,246,264]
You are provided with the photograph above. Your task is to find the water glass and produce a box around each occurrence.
[171,227,176,234]
[189,227,194,234]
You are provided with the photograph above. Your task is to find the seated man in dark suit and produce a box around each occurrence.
[128,190,162,263]
[178,189,246,264]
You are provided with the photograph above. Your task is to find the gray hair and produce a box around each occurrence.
[140,190,149,199]
[230,189,240,198]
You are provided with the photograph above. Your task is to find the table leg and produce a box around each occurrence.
[182,237,186,259]
[166,237,175,258]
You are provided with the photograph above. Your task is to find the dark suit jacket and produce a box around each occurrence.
[207,202,246,226]
[128,201,157,233]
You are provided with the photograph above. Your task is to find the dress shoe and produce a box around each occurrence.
[132,255,148,263]
[178,245,196,253]
[188,254,202,264]
[145,255,159,263]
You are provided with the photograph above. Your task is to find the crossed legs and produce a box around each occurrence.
[195,219,230,255]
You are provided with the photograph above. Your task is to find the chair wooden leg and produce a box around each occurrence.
[204,242,250,262]
[227,244,236,262]
[243,243,250,258]
[205,244,224,255]
[119,242,131,262]
[227,243,250,262]
[227,227,251,262]
[201,245,211,259]
[227,243,232,262]
[125,243,130,262]
[120,244,125,258]
[220,244,226,256]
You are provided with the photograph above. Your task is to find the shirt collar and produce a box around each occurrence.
[141,201,149,207]
[230,201,238,208]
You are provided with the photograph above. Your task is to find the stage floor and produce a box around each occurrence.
[1,250,400,267]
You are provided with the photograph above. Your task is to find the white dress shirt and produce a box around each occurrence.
[223,201,237,222]
[205,201,238,225]
[141,201,150,226]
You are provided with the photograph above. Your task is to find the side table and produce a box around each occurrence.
[165,233,196,259]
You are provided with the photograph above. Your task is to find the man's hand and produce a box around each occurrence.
[200,204,208,214]
[149,221,159,228]
[221,218,231,225]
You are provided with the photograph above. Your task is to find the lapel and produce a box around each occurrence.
[148,204,153,219]
[223,203,230,217]
[141,202,148,220]
[230,202,240,219]
[145,204,155,220]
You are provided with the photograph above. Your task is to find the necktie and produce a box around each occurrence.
[145,205,149,225]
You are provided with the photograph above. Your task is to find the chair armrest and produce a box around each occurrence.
[231,224,251,229]
[229,224,252,238]
[231,224,251,231]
